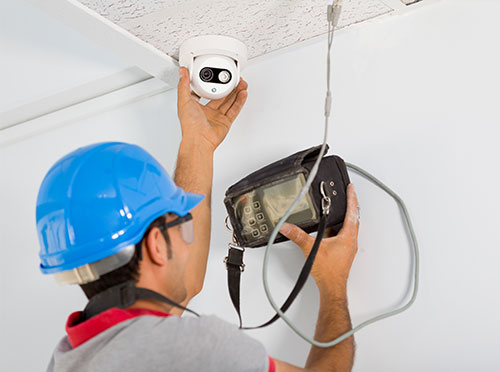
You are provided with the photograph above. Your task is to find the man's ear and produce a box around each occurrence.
[144,227,168,266]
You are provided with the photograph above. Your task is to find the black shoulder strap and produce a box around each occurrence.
[224,246,245,328]
[225,214,327,330]
[82,280,200,321]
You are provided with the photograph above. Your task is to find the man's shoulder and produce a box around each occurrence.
[125,314,266,355]
[126,313,233,331]
[124,313,247,342]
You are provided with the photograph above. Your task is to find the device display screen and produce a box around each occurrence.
[231,174,317,244]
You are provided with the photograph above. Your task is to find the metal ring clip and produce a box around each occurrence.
[224,215,232,232]
[320,181,331,215]
[224,216,238,243]
[228,243,245,252]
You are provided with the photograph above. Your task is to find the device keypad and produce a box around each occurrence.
[240,199,270,240]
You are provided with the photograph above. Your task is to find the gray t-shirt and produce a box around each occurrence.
[47,310,271,372]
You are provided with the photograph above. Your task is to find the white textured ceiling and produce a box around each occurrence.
[77,0,423,61]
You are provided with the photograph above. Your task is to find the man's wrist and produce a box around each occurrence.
[179,135,216,155]
[317,280,348,301]
[175,135,215,196]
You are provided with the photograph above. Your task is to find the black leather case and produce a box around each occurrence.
[224,145,350,248]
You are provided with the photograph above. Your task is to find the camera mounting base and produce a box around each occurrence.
[179,35,247,70]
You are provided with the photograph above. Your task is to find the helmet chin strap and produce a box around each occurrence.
[82,280,200,321]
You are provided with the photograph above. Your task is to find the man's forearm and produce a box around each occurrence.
[306,289,355,372]
[173,137,214,298]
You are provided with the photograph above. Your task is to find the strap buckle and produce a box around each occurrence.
[228,242,244,252]
[224,257,246,272]
[224,243,246,272]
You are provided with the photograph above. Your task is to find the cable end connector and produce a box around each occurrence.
[327,5,334,22]
[327,1,343,28]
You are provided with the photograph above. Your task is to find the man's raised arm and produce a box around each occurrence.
[173,67,248,305]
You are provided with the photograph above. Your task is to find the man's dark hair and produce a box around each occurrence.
[80,214,172,299]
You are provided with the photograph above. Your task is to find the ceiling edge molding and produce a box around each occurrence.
[0,67,151,131]
[0,78,168,148]
[24,0,180,86]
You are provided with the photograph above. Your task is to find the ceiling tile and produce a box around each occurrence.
[78,0,394,60]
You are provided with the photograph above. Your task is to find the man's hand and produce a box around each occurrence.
[279,183,360,295]
[177,66,248,152]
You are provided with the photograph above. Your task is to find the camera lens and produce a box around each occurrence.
[218,70,232,83]
[200,68,214,82]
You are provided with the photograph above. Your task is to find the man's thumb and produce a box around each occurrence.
[280,223,313,255]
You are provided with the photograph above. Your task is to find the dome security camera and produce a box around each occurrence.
[179,35,248,100]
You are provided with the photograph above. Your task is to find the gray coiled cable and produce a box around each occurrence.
[260,0,420,347]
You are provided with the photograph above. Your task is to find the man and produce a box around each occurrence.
[37,67,360,372]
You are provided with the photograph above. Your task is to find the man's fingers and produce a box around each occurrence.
[205,97,225,110]
[226,90,248,123]
[206,78,248,111]
[280,223,314,256]
[338,184,360,239]
[177,67,192,109]
[219,79,248,114]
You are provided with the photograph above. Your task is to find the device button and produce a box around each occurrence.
[256,213,265,221]
[260,224,268,233]
[252,229,260,237]
[249,218,256,226]
[253,201,261,209]
[244,206,251,214]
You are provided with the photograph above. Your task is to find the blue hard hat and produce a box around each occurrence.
[36,142,204,275]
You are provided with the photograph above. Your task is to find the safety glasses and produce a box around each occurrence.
[158,213,194,245]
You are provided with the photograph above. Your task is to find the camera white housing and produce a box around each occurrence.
[179,35,248,100]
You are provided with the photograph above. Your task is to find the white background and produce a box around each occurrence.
[1,0,499,371]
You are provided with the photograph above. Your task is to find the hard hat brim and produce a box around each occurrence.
[178,191,205,216]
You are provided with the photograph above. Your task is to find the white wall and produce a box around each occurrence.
[0,0,132,112]
[1,0,500,371]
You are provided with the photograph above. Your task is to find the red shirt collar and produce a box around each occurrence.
[66,308,171,348]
